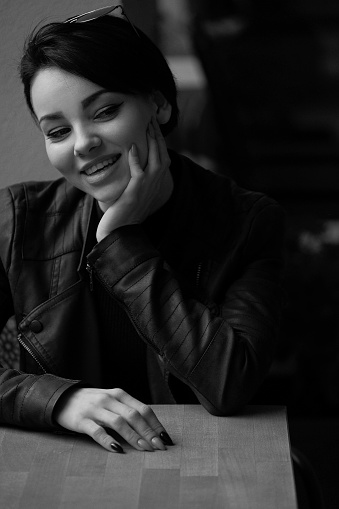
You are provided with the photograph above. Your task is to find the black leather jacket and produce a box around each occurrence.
[0,151,284,430]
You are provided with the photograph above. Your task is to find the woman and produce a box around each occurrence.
[0,6,284,453]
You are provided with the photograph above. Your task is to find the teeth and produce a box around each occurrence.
[85,155,119,175]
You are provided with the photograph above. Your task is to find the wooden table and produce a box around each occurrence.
[0,405,297,509]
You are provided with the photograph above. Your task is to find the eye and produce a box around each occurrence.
[95,102,123,120]
[46,127,70,141]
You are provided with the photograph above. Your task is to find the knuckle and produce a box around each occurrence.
[124,427,139,442]
[111,388,125,399]
[138,404,152,419]
[111,415,124,430]
[153,424,164,434]
[126,408,139,422]
[91,426,105,441]
[98,393,110,405]
[141,426,155,439]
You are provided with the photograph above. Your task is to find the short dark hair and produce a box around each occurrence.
[20,15,179,135]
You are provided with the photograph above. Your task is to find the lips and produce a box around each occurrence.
[82,154,121,176]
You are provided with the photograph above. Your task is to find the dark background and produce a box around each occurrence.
[163,0,339,418]
[163,1,339,507]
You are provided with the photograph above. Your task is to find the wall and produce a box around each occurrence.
[0,0,156,188]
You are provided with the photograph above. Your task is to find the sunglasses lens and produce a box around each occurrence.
[72,5,118,23]
[63,5,138,37]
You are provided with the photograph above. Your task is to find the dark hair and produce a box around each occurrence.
[20,15,179,135]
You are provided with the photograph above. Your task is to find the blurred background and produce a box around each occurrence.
[1,0,339,506]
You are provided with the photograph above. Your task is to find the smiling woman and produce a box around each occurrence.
[31,68,160,207]
[0,7,285,454]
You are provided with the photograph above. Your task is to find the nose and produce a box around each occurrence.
[73,125,102,157]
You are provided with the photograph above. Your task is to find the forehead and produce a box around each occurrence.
[31,68,103,115]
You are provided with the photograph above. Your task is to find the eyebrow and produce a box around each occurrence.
[38,89,110,125]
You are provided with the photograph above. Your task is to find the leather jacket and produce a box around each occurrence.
[0,151,284,430]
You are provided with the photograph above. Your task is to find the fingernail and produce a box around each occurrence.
[131,143,138,156]
[137,439,153,451]
[110,442,124,454]
[151,436,167,451]
[159,431,174,446]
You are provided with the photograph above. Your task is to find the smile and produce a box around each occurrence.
[82,154,121,176]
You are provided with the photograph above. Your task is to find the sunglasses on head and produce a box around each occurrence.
[64,4,140,37]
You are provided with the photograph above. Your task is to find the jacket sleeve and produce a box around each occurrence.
[0,274,83,430]
[0,187,83,430]
[0,369,84,430]
[87,201,285,416]
[0,270,83,430]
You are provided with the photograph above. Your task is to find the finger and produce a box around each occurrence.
[128,144,144,178]
[152,116,164,141]
[145,123,160,175]
[103,409,157,451]
[151,117,171,168]
[152,116,167,151]
[83,420,124,453]
[88,409,155,452]
[108,399,166,451]
[111,389,173,445]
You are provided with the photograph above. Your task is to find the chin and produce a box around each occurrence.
[94,190,124,211]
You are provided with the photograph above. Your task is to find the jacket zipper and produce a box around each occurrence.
[196,262,202,288]
[17,333,47,373]
[86,263,94,291]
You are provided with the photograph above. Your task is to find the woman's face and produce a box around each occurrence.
[31,67,157,208]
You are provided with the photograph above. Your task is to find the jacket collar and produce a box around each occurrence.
[21,179,92,262]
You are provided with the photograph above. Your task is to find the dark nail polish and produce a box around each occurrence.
[110,442,124,453]
[160,431,174,446]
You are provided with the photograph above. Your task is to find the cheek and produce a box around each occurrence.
[45,143,73,176]
[118,108,152,162]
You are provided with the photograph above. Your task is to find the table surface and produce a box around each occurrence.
[0,405,297,509]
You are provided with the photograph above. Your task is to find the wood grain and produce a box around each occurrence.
[181,405,218,477]
[102,449,144,509]
[0,405,297,509]
[18,433,74,509]
[139,469,180,509]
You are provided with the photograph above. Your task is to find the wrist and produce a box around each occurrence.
[96,227,109,243]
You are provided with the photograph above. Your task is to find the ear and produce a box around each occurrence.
[152,90,172,125]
